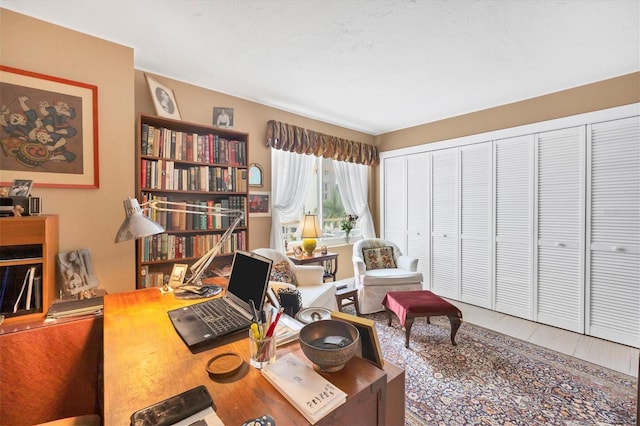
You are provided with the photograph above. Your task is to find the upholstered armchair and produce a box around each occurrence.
[252,248,338,311]
[352,238,423,314]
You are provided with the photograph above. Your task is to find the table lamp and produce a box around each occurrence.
[300,213,322,256]
[115,197,244,296]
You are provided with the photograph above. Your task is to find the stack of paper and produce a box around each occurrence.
[46,296,104,319]
[261,353,347,424]
[274,314,303,346]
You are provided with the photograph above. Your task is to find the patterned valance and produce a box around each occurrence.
[265,120,379,166]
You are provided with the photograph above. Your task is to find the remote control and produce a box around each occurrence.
[242,414,275,426]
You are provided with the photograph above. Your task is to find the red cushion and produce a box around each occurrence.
[382,290,461,326]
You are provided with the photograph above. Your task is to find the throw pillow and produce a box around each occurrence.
[270,261,298,286]
[362,246,397,270]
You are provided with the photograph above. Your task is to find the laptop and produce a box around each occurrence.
[167,250,273,349]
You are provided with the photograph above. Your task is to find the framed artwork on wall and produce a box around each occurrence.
[212,107,233,128]
[0,65,99,189]
[248,191,271,217]
[145,74,181,120]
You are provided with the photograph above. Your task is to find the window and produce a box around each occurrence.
[282,157,360,244]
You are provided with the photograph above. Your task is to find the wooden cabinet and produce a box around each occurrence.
[135,114,249,288]
[0,215,58,323]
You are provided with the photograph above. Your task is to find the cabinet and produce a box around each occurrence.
[136,114,249,289]
[380,105,639,347]
[0,215,58,323]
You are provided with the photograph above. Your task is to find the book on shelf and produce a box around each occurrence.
[12,265,36,313]
[261,353,347,424]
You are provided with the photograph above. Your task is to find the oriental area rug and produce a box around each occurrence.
[361,311,637,425]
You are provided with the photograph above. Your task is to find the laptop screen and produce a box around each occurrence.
[225,251,273,313]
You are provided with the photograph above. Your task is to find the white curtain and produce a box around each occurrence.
[333,160,376,239]
[269,148,315,252]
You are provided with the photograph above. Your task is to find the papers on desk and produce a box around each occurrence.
[274,313,303,345]
[261,353,347,424]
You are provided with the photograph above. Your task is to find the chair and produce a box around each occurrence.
[252,248,338,311]
[352,238,423,314]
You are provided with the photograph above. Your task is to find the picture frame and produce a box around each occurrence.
[145,74,181,120]
[248,163,263,187]
[248,191,271,217]
[168,263,188,288]
[9,179,33,197]
[0,65,99,189]
[212,107,233,128]
[57,248,99,298]
[331,310,384,369]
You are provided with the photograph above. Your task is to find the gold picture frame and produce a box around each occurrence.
[145,74,181,120]
[331,310,384,369]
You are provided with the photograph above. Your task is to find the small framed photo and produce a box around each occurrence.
[57,249,99,298]
[145,74,181,120]
[248,191,270,217]
[9,179,33,197]
[331,310,384,369]
[168,264,188,288]
[213,107,234,128]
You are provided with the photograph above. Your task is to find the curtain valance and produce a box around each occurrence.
[265,120,379,166]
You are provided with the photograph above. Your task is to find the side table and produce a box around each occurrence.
[288,252,338,282]
[335,286,360,316]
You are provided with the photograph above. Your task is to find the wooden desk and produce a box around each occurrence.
[289,252,338,281]
[103,288,389,425]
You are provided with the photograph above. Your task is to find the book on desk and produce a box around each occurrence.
[261,352,347,424]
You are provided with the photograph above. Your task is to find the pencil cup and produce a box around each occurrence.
[249,329,276,369]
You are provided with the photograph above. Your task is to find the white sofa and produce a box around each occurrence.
[352,238,423,314]
[252,248,338,311]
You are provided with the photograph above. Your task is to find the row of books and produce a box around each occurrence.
[140,230,247,262]
[141,124,247,166]
[141,194,247,230]
[141,159,247,193]
[0,264,42,317]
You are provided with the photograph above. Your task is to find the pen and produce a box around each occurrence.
[265,307,284,338]
[250,299,259,323]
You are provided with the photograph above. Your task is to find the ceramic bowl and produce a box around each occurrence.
[299,319,360,372]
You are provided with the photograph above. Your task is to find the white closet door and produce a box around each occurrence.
[535,126,585,332]
[460,142,492,308]
[406,152,430,285]
[382,156,406,250]
[587,116,640,347]
[431,149,459,298]
[494,135,534,319]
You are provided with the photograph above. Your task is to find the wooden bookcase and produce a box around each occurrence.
[0,215,59,323]
[135,114,249,289]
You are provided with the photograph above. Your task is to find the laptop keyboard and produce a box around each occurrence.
[191,298,250,336]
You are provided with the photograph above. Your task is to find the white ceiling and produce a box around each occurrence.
[3,0,639,135]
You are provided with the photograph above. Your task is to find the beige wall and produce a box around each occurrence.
[1,8,372,293]
[1,9,136,294]
[3,8,638,294]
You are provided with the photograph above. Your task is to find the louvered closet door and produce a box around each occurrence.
[535,126,585,333]
[406,152,430,285]
[383,156,407,250]
[587,116,640,347]
[494,136,533,319]
[460,142,492,308]
[431,149,459,298]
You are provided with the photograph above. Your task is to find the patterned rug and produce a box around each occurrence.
[361,310,637,425]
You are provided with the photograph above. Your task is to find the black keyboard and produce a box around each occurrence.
[191,299,250,336]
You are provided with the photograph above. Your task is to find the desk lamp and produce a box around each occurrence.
[115,197,244,296]
[300,213,322,256]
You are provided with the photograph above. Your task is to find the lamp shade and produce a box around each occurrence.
[114,198,164,243]
[300,214,322,238]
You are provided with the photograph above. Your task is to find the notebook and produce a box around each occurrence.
[167,250,273,349]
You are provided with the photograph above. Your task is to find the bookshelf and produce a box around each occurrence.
[136,114,249,289]
[0,215,59,323]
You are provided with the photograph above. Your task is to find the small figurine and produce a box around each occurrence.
[12,204,24,217]
[0,187,8,197]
